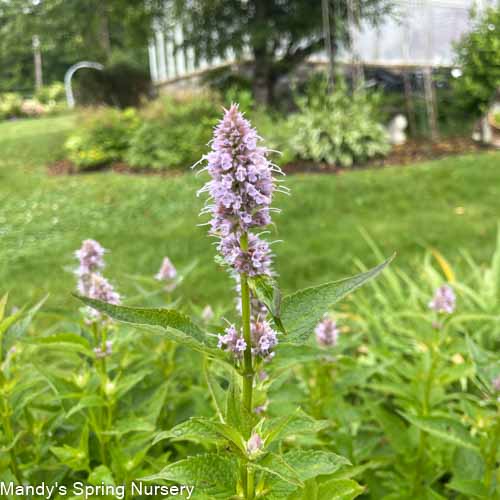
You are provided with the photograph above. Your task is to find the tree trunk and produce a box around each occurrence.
[252,50,275,106]
[97,0,112,58]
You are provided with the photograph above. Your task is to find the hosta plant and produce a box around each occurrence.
[78,104,392,499]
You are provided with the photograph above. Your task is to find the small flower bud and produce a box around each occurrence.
[202,305,214,322]
[246,433,263,456]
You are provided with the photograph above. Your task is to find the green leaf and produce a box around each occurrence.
[254,452,304,487]
[401,413,479,450]
[248,275,285,333]
[371,405,414,456]
[27,333,92,356]
[264,409,330,446]
[73,296,222,357]
[88,465,115,486]
[283,450,351,481]
[446,479,489,498]
[204,361,226,422]
[152,418,225,446]
[281,256,394,343]
[141,454,238,497]
[66,395,106,418]
[317,479,365,500]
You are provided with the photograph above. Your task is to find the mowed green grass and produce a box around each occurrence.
[1,115,499,313]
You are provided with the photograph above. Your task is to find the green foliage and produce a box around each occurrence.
[0,93,23,120]
[171,0,392,104]
[65,107,140,169]
[35,82,66,105]
[126,93,221,170]
[453,7,500,114]
[287,78,391,167]
[280,255,394,342]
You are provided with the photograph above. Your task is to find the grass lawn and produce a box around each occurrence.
[1,115,499,313]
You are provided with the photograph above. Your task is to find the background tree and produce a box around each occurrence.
[453,7,500,115]
[0,0,164,93]
[169,0,393,105]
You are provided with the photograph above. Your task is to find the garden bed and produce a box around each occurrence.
[282,137,488,174]
[48,136,488,176]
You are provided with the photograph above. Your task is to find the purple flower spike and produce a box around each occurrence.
[75,239,106,294]
[198,104,283,275]
[315,316,340,347]
[428,285,456,314]
[85,274,121,322]
[217,325,247,358]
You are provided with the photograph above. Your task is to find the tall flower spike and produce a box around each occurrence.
[85,274,121,322]
[198,104,284,276]
[75,239,106,294]
[428,285,456,314]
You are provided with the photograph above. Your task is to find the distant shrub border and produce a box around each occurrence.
[0,83,66,121]
[56,84,491,176]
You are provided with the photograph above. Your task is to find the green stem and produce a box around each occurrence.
[240,233,255,500]
[240,233,254,414]
[246,466,255,500]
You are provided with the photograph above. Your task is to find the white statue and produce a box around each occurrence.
[387,114,408,145]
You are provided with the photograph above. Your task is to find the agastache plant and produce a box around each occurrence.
[76,105,392,499]
[197,104,284,410]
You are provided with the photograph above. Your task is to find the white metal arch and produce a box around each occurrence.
[64,61,104,108]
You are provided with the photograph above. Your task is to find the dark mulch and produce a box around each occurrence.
[48,137,492,177]
[282,137,489,175]
[48,160,183,177]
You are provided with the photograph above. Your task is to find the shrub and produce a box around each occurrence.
[287,77,390,167]
[65,107,140,169]
[0,92,23,120]
[35,82,66,106]
[453,7,500,115]
[125,92,221,170]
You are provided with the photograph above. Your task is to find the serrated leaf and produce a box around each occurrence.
[264,409,330,446]
[281,256,394,343]
[283,450,351,481]
[152,418,225,446]
[254,452,304,487]
[249,275,285,333]
[401,413,479,450]
[73,296,222,357]
[318,479,365,499]
[141,454,238,497]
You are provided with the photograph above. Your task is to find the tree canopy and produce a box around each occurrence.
[169,0,393,104]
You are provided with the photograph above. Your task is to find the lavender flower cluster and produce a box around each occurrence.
[75,239,120,323]
[428,285,456,314]
[94,340,113,359]
[217,319,278,362]
[198,104,284,277]
[315,316,340,347]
